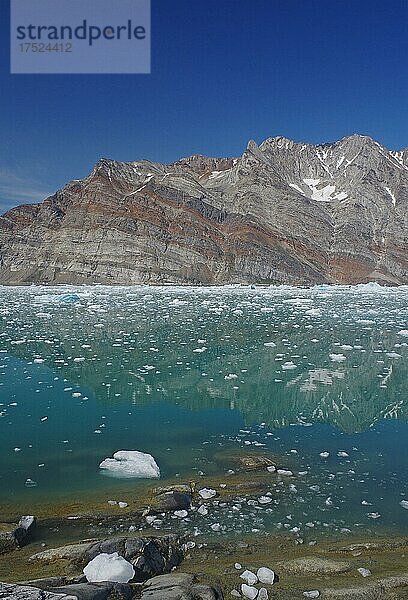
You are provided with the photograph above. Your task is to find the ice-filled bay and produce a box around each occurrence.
[0,283,407,540]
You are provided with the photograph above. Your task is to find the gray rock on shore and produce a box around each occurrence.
[0,516,36,555]
[140,573,223,599]
[0,574,223,600]
[30,535,184,583]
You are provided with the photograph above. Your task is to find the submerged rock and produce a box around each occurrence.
[215,450,277,472]
[150,490,192,513]
[99,450,160,479]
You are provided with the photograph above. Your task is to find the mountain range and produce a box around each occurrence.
[1,134,407,285]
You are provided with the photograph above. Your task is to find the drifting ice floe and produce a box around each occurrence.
[99,450,160,478]
[198,487,217,499]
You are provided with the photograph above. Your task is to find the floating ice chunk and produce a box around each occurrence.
[357,568,371,577]
[259,496,273,504]
[282,361,297,370]
[198,488,217,499]
[240,570,258,585]
[303,592,320,598]
[277,469,293,476]
[367,512,381,519]
[197,505,208,515]
[258,589,269,600]
[174,510,188,518]
[225,373,238,380]
[263,342,276,347]
[25,478,37,488]
[59,294,81,304]
[118,501,128,508]
[329,353,346,362]
[241,584,258,599]
[257,567,275,584]
[235,562,242,570]
[267,465,276,473]
[319,452,330,458]
[83,552,135,583]
[99,450,160,479]
[397,330,408,336]
[400,500,408,509]
[337,451,349,458]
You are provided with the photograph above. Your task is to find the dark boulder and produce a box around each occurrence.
[0,516,36,555]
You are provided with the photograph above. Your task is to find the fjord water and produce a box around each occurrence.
[0,284,408,540]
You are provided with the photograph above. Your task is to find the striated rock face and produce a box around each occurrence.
[0,134,407,285]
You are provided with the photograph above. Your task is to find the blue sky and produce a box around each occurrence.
[1,0,408,213]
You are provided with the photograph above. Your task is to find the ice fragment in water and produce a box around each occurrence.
[198,488,217,499]
[257,567,275,584]
[240,570,258,585]
[241,584,258,599]
[357,568,371,577]
[99,450,160,479]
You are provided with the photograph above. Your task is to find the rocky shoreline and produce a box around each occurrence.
[2,451,408,599]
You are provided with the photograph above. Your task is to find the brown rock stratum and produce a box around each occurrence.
[0,134,407,285]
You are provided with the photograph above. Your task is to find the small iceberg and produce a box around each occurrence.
[58,293,81,303]
[84,552,135,583]
[99,450,160,479]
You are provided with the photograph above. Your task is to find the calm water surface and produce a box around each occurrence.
[0,284,407,540]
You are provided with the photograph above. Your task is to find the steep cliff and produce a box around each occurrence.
[0,134,407,285]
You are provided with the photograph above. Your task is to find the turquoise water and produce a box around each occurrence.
[0,284,408,540]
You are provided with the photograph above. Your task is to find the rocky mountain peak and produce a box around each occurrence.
[0,134,407,286]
